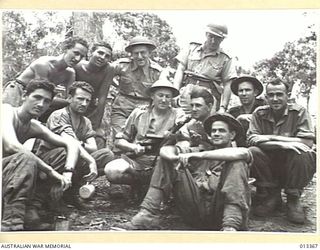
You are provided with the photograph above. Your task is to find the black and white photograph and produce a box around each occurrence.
[1,9,318,235]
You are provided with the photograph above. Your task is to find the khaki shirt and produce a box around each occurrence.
[114,58,162,98]
[176,42,237,87]
[247,103,315,146]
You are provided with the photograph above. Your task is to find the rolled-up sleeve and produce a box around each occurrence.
[221,57,237,83]
[47,110,76,138]
[295,108,315,140]
[246,111,263,146]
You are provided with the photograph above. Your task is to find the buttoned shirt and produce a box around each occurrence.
[114,58,162,98]
[228,98,266,118]
[176,42,236,92]
[116,106,185,145]
[247,103,315,146]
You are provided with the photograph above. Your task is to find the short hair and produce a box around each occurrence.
[190,86,214,106]
[63,36,89,50]
[68,81,94,96]
[91,42,113,54]
[25,78,56,98]
[266,78,290,93]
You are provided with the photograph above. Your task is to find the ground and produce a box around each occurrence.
[58,174,317,233]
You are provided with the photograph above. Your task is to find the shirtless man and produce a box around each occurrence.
[3,36,89,108]
[2,79,79,231]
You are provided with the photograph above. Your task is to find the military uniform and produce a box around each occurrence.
[111,58,162,134]
[247,104,316,197]
[176,42,237,112]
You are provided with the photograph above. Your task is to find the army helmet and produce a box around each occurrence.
[206,23,228,38]
[125,36,156,52]
[147,78,180,98]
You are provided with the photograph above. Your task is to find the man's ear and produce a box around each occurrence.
[230,130,236,141]
[21,90,27,102]
[67,94,72,102]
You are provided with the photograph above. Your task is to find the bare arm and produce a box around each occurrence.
[173,63,186,90]
[83,137,98,154]
[115,138,145,155]
[218,79,232,112]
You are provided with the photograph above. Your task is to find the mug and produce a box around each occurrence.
[79,183,95,199]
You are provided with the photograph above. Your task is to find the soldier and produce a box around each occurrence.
[228,75,265,134]
[105,78,184,198]
[247,78,316,224]
[2,79,79,231]
[74,42,117,148]
[37,81,115,209]
[173,23,237,114]
[110,36,162,136]
[116,112,251,231]
[3,37,89,108]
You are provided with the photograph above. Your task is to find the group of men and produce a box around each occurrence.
[2,22,316,232]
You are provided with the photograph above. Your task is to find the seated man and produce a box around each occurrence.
[228,75,265,134]
[2,79,79,231]
[117,112,252,231]
[104,78,185,198]
[37,81,114,209]
[74,42,116,148]
[247,78,316,224]
[3,36,89,113]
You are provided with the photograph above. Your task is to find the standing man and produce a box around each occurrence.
[116,112,251,231]
[247,78,316,224]
[228,75,265,133]
[2,79,78,231]
[74,42,116,148]
[3,36,89,108]
[173,23,237,114]
[110,36,162,135]
[38,81,114,209]
[105,78,184,198]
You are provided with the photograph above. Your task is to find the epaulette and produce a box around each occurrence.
[149,60,163,72]
[116,58,131,64]
[219,48,232,59]
[288,103,304,112]
[255,105,270,116]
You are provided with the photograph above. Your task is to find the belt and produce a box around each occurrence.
[119,93,151,101]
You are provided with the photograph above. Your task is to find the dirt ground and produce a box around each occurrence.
[59,174,317,233]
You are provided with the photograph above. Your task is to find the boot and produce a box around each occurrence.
[286,195,305,224]
[115,208,161,230]
[222,204,242,231]
[253,189,282,217]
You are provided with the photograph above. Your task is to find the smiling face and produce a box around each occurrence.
[266,83,288,113]
[89,46,112,68]
[131,45,150,67]
[63,43,88,67]
[68,87,92,115]
[238,81,258,106]
[22,88,53,118]
[151,88,173,111]
[190,97,211,121]
[210,120,235,148]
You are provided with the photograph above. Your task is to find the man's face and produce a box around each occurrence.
[69,88,92,115]
[210,120,235,148]
[205,32,224,51]
[64,43,88,67]
[151,88,173,111]
[23,88,53,118]
[266,83,288,112]
[238,81,258,106]
[89,46,112,68]
[190,97,211,121]
[131,45,150,67]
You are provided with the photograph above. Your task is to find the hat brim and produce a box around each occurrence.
[205,28,225,38]
[125,43,156,52]
[231,76,264,96]
[147,86,180,98]
[204,114,245,145]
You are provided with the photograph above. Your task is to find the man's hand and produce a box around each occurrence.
[237,114,252,123]
[278,141,311,154]
[49,170,72,191]
[83,162,98,182]
[133,144,145,155]
[178,153,193,167]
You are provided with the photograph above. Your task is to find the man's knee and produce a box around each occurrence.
[104,158,133,183]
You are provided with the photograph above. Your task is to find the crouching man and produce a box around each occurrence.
[2,79,79,231]
[36,81,114,209]
[117,113,252,231]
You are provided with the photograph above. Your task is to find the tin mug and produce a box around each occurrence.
[79,183,95,199]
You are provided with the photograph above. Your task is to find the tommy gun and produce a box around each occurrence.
[127,115,192,158]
